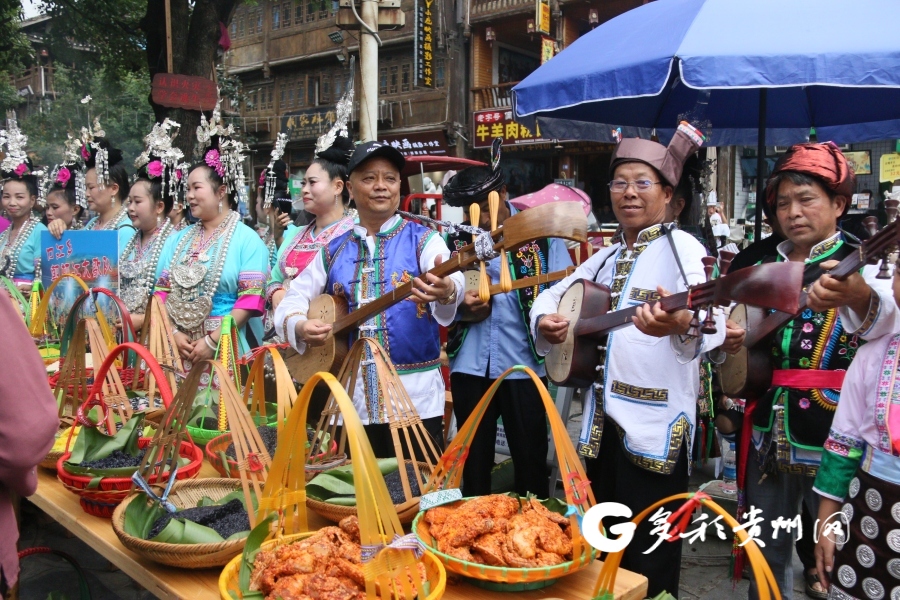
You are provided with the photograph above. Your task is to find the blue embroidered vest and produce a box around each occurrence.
[324,219,441,373]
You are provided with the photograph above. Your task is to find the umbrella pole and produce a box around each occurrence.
[754,88,768,242]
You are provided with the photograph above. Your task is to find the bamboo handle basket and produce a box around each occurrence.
[29,272,90,340]
[590,491,781,600]
[206,345,296,478]
[56,343,201,518]
[135,295,184,407]
[306,338,441,524]
[413,365,595,590]
[219,370,446,600]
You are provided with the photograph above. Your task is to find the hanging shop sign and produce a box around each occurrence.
[541,36,556,64]
[414,0,435,88]
[536,0,551,35]
[379,131,449,157]
[281,107,337,141]
[880,153,900,183]
[472,108,547,148]
[151,74,218,111]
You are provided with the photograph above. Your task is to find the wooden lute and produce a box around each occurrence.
[464,267,576,297]
[283,201,588,382]
[545,260,805,388]
[720,214,900,398]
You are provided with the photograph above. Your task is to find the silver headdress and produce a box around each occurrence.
[80,117,110,188]
[47,133,88,208]
[314,58,355,159]
[196,95,249,205]
[263,132,289,209]
[0,118,47,206]
[134,119,185,200]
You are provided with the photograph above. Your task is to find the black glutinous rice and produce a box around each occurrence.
[225,425,277,460]
[306,428,328,455]
[79,448,147,469]
[147,499,250,540]
[382,462,424,504]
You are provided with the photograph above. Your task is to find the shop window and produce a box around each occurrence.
[389,65,398,95]
[257,10,263,32]
[282,2,292,26]
[333,77,343,100]
[272,4,280,29]
[306,0,315,21]
[321,75,331,104]
[308,76,318,106]
[295,1,304,23]
[296,79,305,106]
[267,86,274,110]
[249,90,258,111]
[379,67,387,96]
[435,58,445,88]
[317,0,328,20]
[231,21,237,37]
[238,16,245,37]
[280,84,286,108]
[287,87,294,108]
[401,63,410,93]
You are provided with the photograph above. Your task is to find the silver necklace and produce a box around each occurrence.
[87,204,128,231]
[119,220,173,314]
[0,216,38,279]
[165,211,239,333]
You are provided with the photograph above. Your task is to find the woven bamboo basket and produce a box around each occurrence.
[30,273,90,338]
[42,340,173,471]
[111,478,250,568]
[415,365,596,591]
[219,532,446,600]
[590,492,781,600]
[305,339,440,525]
[1,275,31,326]
[57,343,201,518]
[222,370,445,600]
[206,430,335,479]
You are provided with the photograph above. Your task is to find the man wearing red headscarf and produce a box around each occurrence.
[722,142,898,600]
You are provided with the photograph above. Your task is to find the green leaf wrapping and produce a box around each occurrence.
[306,458,399,503]
[64,413,145,475]
[150,518,225,544]
[239,512,277,592]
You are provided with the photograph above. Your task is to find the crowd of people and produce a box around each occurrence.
[3,81,900,600]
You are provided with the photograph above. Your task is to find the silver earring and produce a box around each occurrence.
[218,200,223,214]
[157,215,161,227]
[110,197,116,207]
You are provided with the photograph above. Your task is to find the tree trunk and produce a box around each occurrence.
[140,0,238,160]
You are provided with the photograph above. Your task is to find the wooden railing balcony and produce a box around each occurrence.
[471,80,520,111]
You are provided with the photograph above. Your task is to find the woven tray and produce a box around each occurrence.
[218,532,447,600]
[111,478,250,569]
[412,498,596,591]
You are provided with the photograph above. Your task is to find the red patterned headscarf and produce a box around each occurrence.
[766,142,856,211]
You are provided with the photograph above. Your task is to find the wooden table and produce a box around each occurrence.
[30,466,648,600]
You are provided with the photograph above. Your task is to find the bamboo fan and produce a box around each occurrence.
[136,295,184,409]
[308,338,441,515]
[591,492,781,600]
[251,371,437,600]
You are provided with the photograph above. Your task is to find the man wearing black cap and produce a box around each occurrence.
[530,123,726,597]
[441,152,574,499]
[275,142,464,454]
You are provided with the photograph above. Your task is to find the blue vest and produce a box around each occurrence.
[325,219,441,373]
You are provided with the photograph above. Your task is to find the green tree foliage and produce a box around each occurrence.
[0,0,36,112]
[21,65,155,168]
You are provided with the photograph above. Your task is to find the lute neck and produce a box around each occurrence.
[574,290,692,339]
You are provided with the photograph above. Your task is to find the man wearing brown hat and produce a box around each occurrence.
[720,142,899,600]
[531,123,727,597]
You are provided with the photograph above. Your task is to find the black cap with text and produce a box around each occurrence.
[347,141,406,176]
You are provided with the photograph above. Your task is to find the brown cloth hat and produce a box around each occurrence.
[765,141,856,211]
[608,121,705,187]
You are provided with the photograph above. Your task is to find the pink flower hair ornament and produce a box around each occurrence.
[205,149,225,177]
[81,145,91,161]
[147,160,164,178]
[13,163,29,177]
[56,167,71,186]
[258,169,267,187]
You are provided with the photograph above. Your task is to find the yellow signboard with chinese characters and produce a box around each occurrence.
[537,0,550,35]
[880,153,900,183]
[472,109,545,148]
[415,0,435,88]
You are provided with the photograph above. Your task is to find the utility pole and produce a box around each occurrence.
[358,0,380,142]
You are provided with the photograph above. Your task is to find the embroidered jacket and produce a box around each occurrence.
[752,234,892,475]
[530,224,726,475]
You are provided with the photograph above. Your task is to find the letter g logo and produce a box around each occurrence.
[582,502,637,553]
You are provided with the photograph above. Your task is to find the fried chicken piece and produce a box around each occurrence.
[471,530,508,566]
[268,572,365,600]
[325,557,365,588]
[423,506,455,538]
[390,563,429,600]
[506,509,573,562]
[266,573,315,600]
[339,515,360,544]
[528,497,570,526]
[436,537,475,562]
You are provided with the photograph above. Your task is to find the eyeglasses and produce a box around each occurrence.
[608,179,661,193]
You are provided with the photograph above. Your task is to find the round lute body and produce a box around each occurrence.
[282,294,350,383]
[545,279,611,388]
[720,303,771,398]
